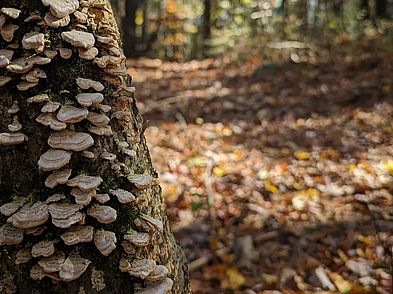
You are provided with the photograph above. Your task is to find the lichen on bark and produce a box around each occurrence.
[0,0,190,293]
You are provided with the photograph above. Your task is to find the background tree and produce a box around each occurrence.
[0,0,190,293]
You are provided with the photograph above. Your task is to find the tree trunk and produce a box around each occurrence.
[376,0,388,18]
[0,0,191,293]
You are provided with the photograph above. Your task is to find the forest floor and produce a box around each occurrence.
[127,49,393,293]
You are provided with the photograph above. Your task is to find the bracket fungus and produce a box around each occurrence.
[8,116,22,132]
[42,0,79,18]
[27,94,50,103]
[110,189,135,204]
[45,193,66,204]
[61,30,95,49]
[1,23,18,42]
[76,93,104,107]
[0,132,27,146]
[48,203,83,221]
[121,240,136,254]
[87,112,110,126]
[59,257,91,282]
[16,247,33,265]
[1,7,21,19]
[61,226,93,245]
[138,214,164,233]
[89,125,113,136]
[124,229,150,247]
[70,188,95,205]
[48,131,94,152]
[57,105,89,123]
[7,202,49,229]
[59,47,72,59]
[41,101,61,113]
[31,240,55,258]
[38,251,66,273]
[127,258,156,279]
[45,168,72,188]
[0,49,13,67]
[0,223,24,246]
[146,265,170,282]
[44,12,70,28]
[22,32,45,52]
[76,77,104,91]
[127,174,152,190]
[135,278,174,294]
[93,193,110,204]
[78,47,98,60]
[87,204,117,224]
[36,113,67,131]
[52,212,85,229]
[38,148,72,171]
[100,151,116,161]
[94,230,117,256]
[8,101,20,114]
[30,264,46,281]
[67,175,103,191]
[0,198,27,216]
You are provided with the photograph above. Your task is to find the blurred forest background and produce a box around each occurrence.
[112,1,393,293]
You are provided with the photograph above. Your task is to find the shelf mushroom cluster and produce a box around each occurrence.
[0,0,173,292]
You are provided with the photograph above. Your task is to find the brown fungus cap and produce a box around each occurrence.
[15,247,32,265]
[57,105,88,123]
[127,174,152,189]
[87,112,110,126]
[1,23,18,42]
[87,204,117,224]
[36,113,67,131]
[109,189,135,204]
[52,212,84,229]
[76,77,104,92]
[146,265,170,282]
[59,257,91,282]
[93,193,110,204]
[61,30,95,49]
[135,278,174,294]
[123,229,150,247]
[61,226,93,246]
[38,251,65,273]
[88,125,113,136]
[59,47,72,59]
[76,92,104,107]
[44,12,70,28]
[41,101,61,113]
[31,240,55,258]
[78,47,98,60]
[1,8,21,19]
[22,32,45,52]
[127,258,156,279]
[139,214,164,233]
[67,175,103,191]
[121,240,136,254]
[7,202,49,229]
[27,93,50,103]
[30,264,46,281]
[0,223,24,246]
[70,187,95,205]
[0,132,27,146]
[0,49,14,67]
[38,148,72,171]
[48,203,83,220]
[45,193,67,204]
[0,198,27,216]
[94,230,117,256]
[41,0,79,18]
[48,130,94,152]
[45,168,72,188]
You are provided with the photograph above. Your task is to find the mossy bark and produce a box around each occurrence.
[0,0,190,293]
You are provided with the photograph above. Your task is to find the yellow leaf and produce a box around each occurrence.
[264,179,278,193]
[213,167,226,177]
[330,273,352,293]
[383,160,393,175]
[220,266,246,290]
[295,151,311,160]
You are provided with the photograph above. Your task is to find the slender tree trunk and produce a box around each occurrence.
[376,0,388,18]
[123,0,139,57]
[0,0,190,293]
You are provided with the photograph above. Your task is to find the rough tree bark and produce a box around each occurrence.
[0,0,190,293]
